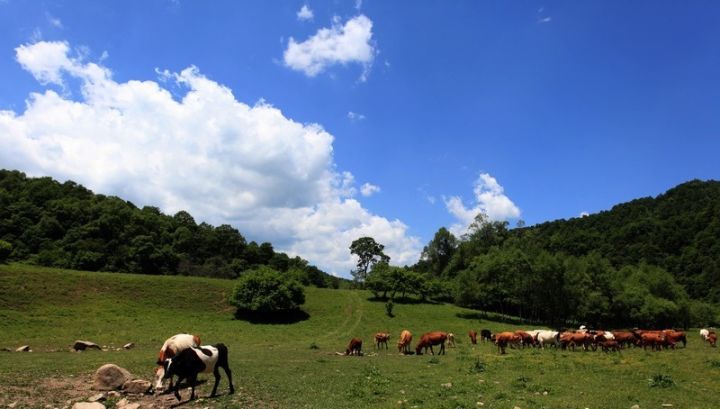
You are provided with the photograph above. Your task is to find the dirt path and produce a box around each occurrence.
[0,375,277,409]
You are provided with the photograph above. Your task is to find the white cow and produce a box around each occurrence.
[700,328,710,341]
[536,330,560,348]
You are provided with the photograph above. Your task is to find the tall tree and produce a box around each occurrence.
[349,236,389,283]
[418,227,458,277]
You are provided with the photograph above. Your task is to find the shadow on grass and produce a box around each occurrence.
[366,296,440,305]
[456,311,537,326]
[233,308,310,324]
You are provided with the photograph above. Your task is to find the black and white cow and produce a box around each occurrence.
[159,343,235,401]
[480,329,492,343]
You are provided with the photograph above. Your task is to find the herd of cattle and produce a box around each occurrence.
[347,326,719,356]
[148,328,717,401]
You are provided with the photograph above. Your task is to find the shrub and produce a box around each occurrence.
[648,374,675,388]
[229,266,305,315]
[0,240,12,263]
[385,300,394,317]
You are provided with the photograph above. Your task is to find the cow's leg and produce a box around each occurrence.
[222,364,235,394]
[429,345,434,355]
[211,367,221,397]
[172,376,185,401]
[189,373,198,400]
[440,342,445,355]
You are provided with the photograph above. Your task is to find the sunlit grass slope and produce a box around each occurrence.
[1,264,719,408]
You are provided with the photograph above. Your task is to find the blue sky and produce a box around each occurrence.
[1,1,718,276]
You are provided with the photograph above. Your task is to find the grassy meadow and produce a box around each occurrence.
[1,263,719,409]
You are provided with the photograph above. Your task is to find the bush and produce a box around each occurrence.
[229,266,305,315]
[385,300,394,317]
[648,374,675,388]
[0,240,12,263]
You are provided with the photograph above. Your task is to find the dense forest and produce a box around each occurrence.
[409,179,720,328]
[0,170,340,288]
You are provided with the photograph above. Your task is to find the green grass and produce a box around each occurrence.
[1,263,720,408]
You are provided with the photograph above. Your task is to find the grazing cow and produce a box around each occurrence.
[612,331,639,348]
[598,339,620,352]
[415,331,448,355]
[447,333,456,347]
[346,338,363,356]
[152,333,201,393]
[663,330,687,348]
[514,331,536,348]
[160,343,234,401]
[375,333,391,350]
[707,333,717,347]
[468,330,478,345]
[397,330,413,354]
[559,332,594,351]
[535,330,560,349]
[700,328,710,341]
[640,333,665,351]
[480,329,492,343]
[493,332,520,354]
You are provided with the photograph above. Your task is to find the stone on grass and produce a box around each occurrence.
[631,405,640,409]
[122,379,151,394]
[92,364,133,391]
[16,345,31,352]
[87,393,105,402]
[123,343,135,350]
[71,403,105,409]
[74,341,102,352]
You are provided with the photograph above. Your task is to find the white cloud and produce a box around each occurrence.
[296,5,314,21]
[283,15,375,80]
[355,0,363,10]
[46,12,63,29]
[347,111,365,121]
[1,40,421,276]
[580,211,589,218]
[538,16,552,23]
[444,173,521,236]
[360,183,380,197]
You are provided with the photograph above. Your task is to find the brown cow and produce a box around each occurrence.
[663,330,687,348]
[346,338,363,355]
[598,339,620,352]
[612,331,639,348]
[559,332,594,351]
[375,332,391,350]
[397,330,413,353]
[640,333,665,351]
[707,333,717,347]
[493,331,521,354]
[468,330,478,345]
[515,330,536,348]
[415,331,448,355]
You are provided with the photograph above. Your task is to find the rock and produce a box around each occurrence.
[16,345,31,352]
[87,393,105,402]
[123,343,135,350]
[122,379,151,394]
[8,402,18,408]
[661,405,673,408]
[107,391,121,398]
[441,382,452,388]
[115,399,140,409]
[631,405,640,409]
[543,391,548,396]
[92,364,133,391]
[514,407,521,409]
[71,403,105,409]
[74,341,102,352]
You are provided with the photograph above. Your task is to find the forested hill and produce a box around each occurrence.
[515,179,720,300]
[0,169,339,288]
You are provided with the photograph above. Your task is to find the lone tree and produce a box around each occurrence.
[229,266,305,316]
[349,237,389,284]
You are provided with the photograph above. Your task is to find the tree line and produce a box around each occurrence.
[354,179,720,328]
[0,170,340,288]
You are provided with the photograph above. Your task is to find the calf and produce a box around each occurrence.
[468,330,478,345]
[152,333,201,393]
[346,338,363,355]
[707,333,717,347]
[447,333,456,347]
[480,329,492,343]
[493,332,520,354]
[160,344,234,401]
[397,330,413,354]
[598,339,620,352]
[375,333,391,350]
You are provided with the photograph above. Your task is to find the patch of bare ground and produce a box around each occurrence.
[0,375,277,409]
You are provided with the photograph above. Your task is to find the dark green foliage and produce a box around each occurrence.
[385,300,394,317]
[648,374,675,388]
[0,170,339,286]
[0,240,11,263]
[229,266,305,314]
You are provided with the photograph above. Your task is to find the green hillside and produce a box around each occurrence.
[2,264,719,408]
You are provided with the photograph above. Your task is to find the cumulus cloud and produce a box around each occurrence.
[360,183,380,197]
[347,111,365,121]
[580,211,590,218]
[1,40,420,275]
[296,5,313,21]
[283,15,375,80]
[444,173,521,236]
